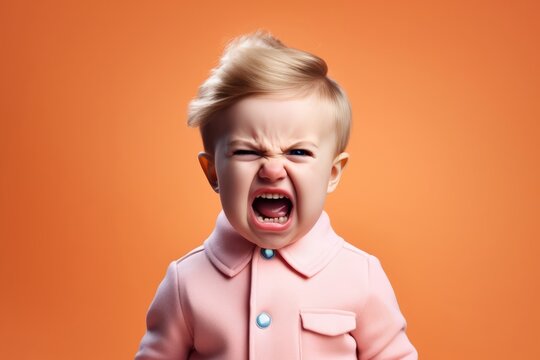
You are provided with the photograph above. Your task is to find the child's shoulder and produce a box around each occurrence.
[341,239,372,259]
[338,239,384,270]
[172,245,206,267]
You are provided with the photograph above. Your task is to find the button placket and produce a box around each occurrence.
[250,246,285,358]
[257,249,274,330]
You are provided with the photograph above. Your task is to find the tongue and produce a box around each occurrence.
[253,198,290,218]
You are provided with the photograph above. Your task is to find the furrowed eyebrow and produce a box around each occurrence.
[227,139,318,153]
[286,141,318,150]
[227,139,259,148]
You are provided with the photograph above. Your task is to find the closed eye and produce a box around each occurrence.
[233,149,259,156]
[288,149,312,156]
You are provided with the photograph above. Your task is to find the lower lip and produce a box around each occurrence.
[249,206,293,232]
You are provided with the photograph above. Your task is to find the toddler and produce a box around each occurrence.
[135,31,418,360]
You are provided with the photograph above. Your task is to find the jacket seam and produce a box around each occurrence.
[174,260,196,341]
[358,252,373,313]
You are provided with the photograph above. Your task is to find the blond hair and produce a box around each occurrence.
[187,30,352,154]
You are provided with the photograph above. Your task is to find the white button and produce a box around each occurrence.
[256,312,272,328]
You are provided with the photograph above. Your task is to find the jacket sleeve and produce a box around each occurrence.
[353,255,418,360]
[135,261,194,360]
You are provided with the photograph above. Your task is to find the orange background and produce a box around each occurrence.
[1,0,539,359]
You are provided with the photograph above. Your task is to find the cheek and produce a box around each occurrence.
[217,163,255,203]
[290,164,333,203]
[216,161,241,185]
[306,163,333,186]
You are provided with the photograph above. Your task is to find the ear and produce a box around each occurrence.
[327,152,349,193]
[198,152,219,193]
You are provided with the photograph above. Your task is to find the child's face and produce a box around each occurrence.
[199,94,349,249]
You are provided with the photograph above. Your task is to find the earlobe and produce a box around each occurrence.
[198,152,219,193]
[327,152,349,193]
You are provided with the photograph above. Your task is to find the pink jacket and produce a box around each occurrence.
[135,211,418,359]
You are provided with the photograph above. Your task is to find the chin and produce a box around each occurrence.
[251,232,297,249]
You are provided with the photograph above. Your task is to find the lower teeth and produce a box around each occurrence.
[257,215,288,224]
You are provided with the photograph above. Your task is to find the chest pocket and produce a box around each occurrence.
[299,309,357,360]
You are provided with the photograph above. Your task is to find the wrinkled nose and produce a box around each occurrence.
[258,158,287,182]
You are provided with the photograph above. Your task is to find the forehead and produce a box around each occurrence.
[220,94,336,144]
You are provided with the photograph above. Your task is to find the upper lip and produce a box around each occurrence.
[251,188,294,203]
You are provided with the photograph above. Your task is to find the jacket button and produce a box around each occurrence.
[256,312,272,328]
[260,248,275,259]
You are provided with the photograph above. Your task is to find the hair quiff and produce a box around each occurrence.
[187,30,352,154]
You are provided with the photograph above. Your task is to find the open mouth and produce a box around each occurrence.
[252,192,293,224]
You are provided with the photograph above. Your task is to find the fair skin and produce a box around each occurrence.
[198,93,349,249]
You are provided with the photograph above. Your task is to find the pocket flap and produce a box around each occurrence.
[300,309,356,336]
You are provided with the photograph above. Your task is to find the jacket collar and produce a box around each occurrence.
[203,210,344,278]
